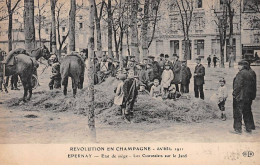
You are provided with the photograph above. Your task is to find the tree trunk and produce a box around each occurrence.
[113,26,119,60]
[130,0,139,61]
[141,0,149,61]
[69,0,76,53]
[87,0,96,142]
[228,9,234,67]
[219,29,225,68]
[24,0,35,51]
[38,14,42,47]
[119,31,124,68]
[50,0,57,54]
[8,6,12,52]
[107,0,113,58]
[96,18,102,58]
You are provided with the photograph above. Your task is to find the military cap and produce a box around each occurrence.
[195,57,201,61]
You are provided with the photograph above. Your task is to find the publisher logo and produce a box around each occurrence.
[242,151,254,157]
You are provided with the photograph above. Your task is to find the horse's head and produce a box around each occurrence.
[41,45,51,60]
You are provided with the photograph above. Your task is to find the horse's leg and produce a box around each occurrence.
[19,75,28,102]
[72,77,79,98]
[27,75,33,101]
[62,76,68,96]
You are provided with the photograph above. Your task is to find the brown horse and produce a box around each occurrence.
[4,45,51,102]
[60,54,85,97]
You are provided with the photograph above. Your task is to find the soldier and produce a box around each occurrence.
[49,55,61,90]
[194,57,205,100]
[148,55,161,81]
[171,54,182,92]
[127,56,138,75]
[122,69,140,122]
[232,60,257,133]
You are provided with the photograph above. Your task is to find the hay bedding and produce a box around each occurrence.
[5,77,219,125]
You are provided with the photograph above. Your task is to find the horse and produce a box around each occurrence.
[60,53,85,97]
[4,45,51,102]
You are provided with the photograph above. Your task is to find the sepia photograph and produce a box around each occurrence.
[0,0,259,165]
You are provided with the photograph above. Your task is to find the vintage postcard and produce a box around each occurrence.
[0,0,259,165]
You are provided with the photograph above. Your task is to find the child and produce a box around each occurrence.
[216,78,228,121]
[168,84,181,100]
[150,79,162,100]
[161,63,174,99]
[114,73,127,115]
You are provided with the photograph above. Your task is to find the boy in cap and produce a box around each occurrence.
[194,57,205,100]
[216,78,228,121]
[161,63,174,98]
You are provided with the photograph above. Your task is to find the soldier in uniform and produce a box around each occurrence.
[180,60,192,93]
[49,55,61,90]
[158,53,165,74]
[232,60,257,133]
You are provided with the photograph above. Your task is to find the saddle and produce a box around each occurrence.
[3,48,30,66]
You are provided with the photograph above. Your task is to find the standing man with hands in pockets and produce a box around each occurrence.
[194,57,205,100]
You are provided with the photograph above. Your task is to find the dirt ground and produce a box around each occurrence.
[0,62,259,143]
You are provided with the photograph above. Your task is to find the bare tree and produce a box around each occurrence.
[94,0,105,59]
[50,0,57,54]
[172,0,194,60]
[130,0,139,61]
[212,3,229,68]
[88,0,96,143]
[140,0,160,60]
[56,2,69,57]
[6,0,21,52]
[226,0,235,67]
[36,0,48,47]
[24,0,35,51]
[68,0,76,53]
[107,0,113,58]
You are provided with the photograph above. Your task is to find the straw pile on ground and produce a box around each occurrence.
[6,77,219,125]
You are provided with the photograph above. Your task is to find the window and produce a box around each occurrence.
[194,40,204,56]
[170,17,180,33]
[194,17,205,31]
[196,0,202,8]
[62,27,65,32]
[79,23,83,29]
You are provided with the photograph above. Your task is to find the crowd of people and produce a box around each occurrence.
[0,47,257,133]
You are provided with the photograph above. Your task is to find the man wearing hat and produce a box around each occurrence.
[146,63,155,91]
[232,60,256,134]
[148,55,161,81]
[138,63,149,89]
[171,53,182,92]
[159,53,165,73]
[127,55,137,74]
[194,57,205,100]
[163,54,173,70]
[111,59,120,77]
[49,54,61,90]
[180,60,192,93]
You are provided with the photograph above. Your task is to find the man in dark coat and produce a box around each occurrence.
[180,60,192,93]
[194,57,205,99]
[163,54,173,70]
[122,69,139,121]
[158,53,165,75]
[171,54,182,92]
[232,60,257,133]
[213,55,218,68]
[148,55,161,81]
[207,55,211,67]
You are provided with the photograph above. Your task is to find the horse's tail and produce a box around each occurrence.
[61,61,70,86]
[29,58,35,75]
